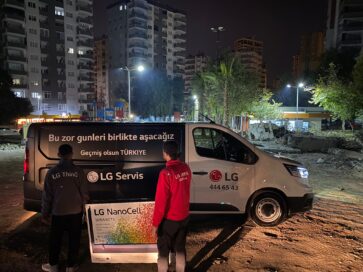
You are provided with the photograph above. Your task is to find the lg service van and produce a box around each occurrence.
[24,122,313,227]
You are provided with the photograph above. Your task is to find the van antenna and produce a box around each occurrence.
[199,113,215,124]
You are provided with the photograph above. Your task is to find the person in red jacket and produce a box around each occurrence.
[152,140,192,272]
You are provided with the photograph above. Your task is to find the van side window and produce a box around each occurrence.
[193,128,257,164]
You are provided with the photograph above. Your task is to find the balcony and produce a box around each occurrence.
[129,32,147,39]
[174,25,186,33]
[40,34,49,41]
[173,68,184,74]
[129,51,148,59]
[129,42,148,49]
[175,16,186,24]
[78,63,93,70]
[128,2,148,10]
[3,0,24,10]
[342,11,363,19]
[77,4,93,15]
[129,22,147,30]
[174,42,186,49]
[78,53,93,60]
[4,13,24,22]
[8,69,27,75]
[129,11,148,21]
[174,51,185,57]
[77,27,93,37]
[41,59,48,66]
[39,7,48,16]
[78,74,93,82]
[12,83,27,89]
[77,39,93,48]
[5,40,26,49]
[56,48,65,57]
[57,73,66,80]
[77,16,93,25]
[40,20,49,29]
[7,55,26,62]
[41,45,49,54]
[340,39,362,45]
[79,86,93,93]
[342,25,363,32]
[174,34,186,40]
[5,25,25,36]
[174,60,184,66]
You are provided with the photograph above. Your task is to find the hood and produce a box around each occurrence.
[273,154,303,166]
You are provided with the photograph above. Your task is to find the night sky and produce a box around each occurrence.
[94,0,328,85]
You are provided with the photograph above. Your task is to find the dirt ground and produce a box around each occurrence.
[0,147,362,272]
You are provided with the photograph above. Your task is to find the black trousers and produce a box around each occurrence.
[49,213,83,267]
[157,217,189,258]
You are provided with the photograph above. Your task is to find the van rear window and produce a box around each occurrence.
[38,124,184,162]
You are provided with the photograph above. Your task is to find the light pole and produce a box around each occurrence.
[37,94,41,114]
[287,82,304,129]
[193,95,199,122]
[119,65,145,118]
[210,26,225,58]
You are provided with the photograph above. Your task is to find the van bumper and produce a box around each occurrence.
[287,193,314,214]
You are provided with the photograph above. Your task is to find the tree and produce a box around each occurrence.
[248,91,282,123]
[352,53,363,119]
[311,63,359,130]
[0,70,33,124]
[133,70,183,118]
[197,54,261,127]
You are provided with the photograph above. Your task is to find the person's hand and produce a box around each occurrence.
[41,215,51,225]
[152,226,158,238]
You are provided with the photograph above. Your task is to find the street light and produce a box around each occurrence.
[119,64,145,118]
[36,94,41,114]
[193,95,199,122]
[210,26,225,58]
[287,82,305,129]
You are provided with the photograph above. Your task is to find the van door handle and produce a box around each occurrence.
[193,171,208,175]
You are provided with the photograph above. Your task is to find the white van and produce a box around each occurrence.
[24,122,313,227]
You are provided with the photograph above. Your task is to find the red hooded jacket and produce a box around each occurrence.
[152,160,192,227]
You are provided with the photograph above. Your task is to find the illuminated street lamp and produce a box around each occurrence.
[36,94,41,114]
[193,95,199,122]
[287,82,305,128]
[119,65,145,118]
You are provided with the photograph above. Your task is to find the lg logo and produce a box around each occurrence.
[209,170,239,182]
[87,171,99,183]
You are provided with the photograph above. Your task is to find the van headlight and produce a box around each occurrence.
[284,164,309,179]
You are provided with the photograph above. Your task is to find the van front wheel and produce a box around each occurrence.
[250,193,287,227]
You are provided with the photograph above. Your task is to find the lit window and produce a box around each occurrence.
[13,79,21,85]
[124,5,127,10]
[32,81,39,86]
[55,7,64,16]
[68,48,74,54]
[58,104,67,111]
[119,5,123,10]
[78,49,84,55]
[31,92,39,98]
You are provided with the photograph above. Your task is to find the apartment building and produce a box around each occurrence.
[292,32,325,80]
[184,54,208,95]
[234,37,267,89]
[106,0,187,107]
[326,0,363,55]
[94,36,109,108]
[0,0,95,115]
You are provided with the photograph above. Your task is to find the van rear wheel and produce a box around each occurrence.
[250,193,287,227]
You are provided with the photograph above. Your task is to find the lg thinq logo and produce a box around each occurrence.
[87,171,99,183]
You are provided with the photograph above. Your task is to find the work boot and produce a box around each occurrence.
[41,263,58,272]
